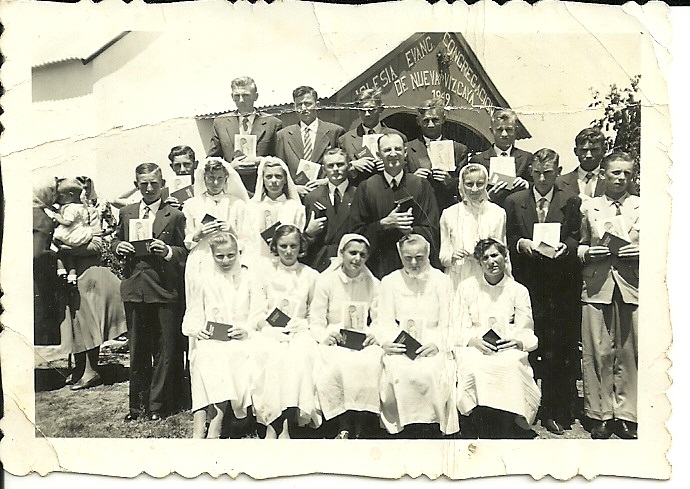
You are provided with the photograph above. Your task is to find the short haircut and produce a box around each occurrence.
[231,76,257,93]
[417,97,446,116]
[491,109,517,127]
[135,162,163,179]
[269,224,307,257]
[292,85,318,101]
[398,233,430,254]
[209,231,238,251]
[204,157,229,177]
[575,127,606,147]
[376,131,404,152]
[167,145,196,163]
[473,238,508,261]
[355,88,383,107]
[531,148,561,169]
[320,147,349,165]
[601,151,636,171]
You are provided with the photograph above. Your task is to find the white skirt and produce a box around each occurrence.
[314,344,384,420]
[454,347,541,424]
[380,351,459,435]
[189,338,254,417]
[249,331,322,427]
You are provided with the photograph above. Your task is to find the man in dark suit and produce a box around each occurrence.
[556,127,607,200]
[303,148,357,271]
[406,98,469,211]
[350,133,440,279]
[504,149,582,435]
[338,88,407,187]
[470,109,532,207]
[208,76,283,193]
[276,86,346,196]
[112,163,188,422]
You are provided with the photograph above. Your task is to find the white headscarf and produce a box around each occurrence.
[324,233,375,281]
[396,233,432,280]
[193,157,249,202]
[251,156,300,202]
[458,163,489,212]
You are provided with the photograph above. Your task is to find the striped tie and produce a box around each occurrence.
[303,127,313,162]
[537,198,547,223]
[142,206,152,219]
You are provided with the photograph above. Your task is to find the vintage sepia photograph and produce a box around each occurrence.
[0,0,673,481]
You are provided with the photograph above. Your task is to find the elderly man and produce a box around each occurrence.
[556,127,607,200]
[350,133,440,279]
[276,86,346,196]
[338,88,407,186]
[470,109,532,208]
[208,76,283,193]
[406,98,469,211]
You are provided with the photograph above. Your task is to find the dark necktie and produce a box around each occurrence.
[303,127,313,161]
[613,200,622,216]
[333,187,341,210]
[142,206,152,219]
[584,172,594,183]
[537,198,547,223]
[391,179,398,191]
[367,129,375,135]
[242,117,249,132]
[500,151,509,157]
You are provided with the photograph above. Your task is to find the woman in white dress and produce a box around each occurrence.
[377,234,459,437]
[308,234,383,439]
[451,238,540,439]
[183,157,249,299]
[439,163,508,290]
[243,157,306,265]
[249,225,320,438]
[181,232,258,439]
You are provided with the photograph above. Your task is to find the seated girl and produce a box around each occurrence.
[181,232,258,439]
[377,234,459,438]
[451,238,540,439]
[249,225,320,438]
[243,157,305,265]
[308,234,383,439]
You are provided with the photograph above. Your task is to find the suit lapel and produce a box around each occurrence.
[225,115,240,154]
[594,176,606,197]
[286,126,303,159]
[409,139,430,170]
[519,190,539,236]
[153,204,171,238]
[312,123,330,162]
[546,188,566,224]
[252,113,268,141]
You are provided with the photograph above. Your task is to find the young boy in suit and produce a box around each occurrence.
[112,163,188,421]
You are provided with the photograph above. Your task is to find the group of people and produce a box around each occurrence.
[34,75,640,441]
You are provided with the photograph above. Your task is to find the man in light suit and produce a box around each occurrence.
[303,148,357,271]
[111,163,188,422]
[406,98,469,211]
[208,76,283,193]
[338,88,407,187]
[556,127,607,200]
[505,149,582,435]
[276,86,346,196]
[578,152,639,439]
[470,109,532,208]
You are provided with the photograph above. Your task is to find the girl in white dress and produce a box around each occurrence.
[181,232,258,439]
[451,238,540,439]
[183,157,249,299]
[249,225,320,438]
[439,163,508,290]
[243,157,306,265]
[308,234,383,439]
[377,234,459,437]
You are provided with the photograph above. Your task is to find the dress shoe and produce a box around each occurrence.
[543,418,565,435]
[614,419,637,439]
[590,419,613,439]
[124,412,141,422]
[149,412,164,422]
[335,430,350,439]
[70,373,101,391]
[64,373,76,386]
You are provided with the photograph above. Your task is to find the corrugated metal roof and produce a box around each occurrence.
[32,31,129,68]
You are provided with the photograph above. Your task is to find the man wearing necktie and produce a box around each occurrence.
[276,86,346,197]
[578,152,640,440]
[556,128,607,201]
[406,98,469,211]
[505,149,583,436]
[303,148,357,271]
[470,109,533,208]
[111,163,187,422]
[208,76,283,193]
[338,88,408,186]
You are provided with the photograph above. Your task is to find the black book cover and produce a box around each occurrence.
[598,231,630,255]
[338,329,366,351]
[201,213,217,224]
[482,328,502,347]
[354,146,374,160]
[394,329,423,360]
[394,195,415,215]
[267,307,291,328]
[260,221,282,246]
[206,321,233,341]
[131,239,153,257]
[170,185,194,202]
[294,171,310,186]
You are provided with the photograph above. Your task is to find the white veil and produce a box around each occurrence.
[251,156,300,202]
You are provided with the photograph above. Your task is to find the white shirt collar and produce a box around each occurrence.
[140,199,162,217]
[533,186,555,203]
[362,122,383,134]
[328,180,349,197]
[383,171,403,187]
[493,145,513,157]
[578,165,600,180]
[423,135,443,146]
[300,119,319,134]
[238,112,257,134]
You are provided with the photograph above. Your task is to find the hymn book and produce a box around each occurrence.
[338,329,367,351]
[394,330,423,360]
[205,321,233,341]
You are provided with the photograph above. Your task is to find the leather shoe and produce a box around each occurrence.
[124,412,140,422]
[543,418,565,435]
[590,420,613,439]
[614,419,637,439]
[70,373,101,391]
[149,412,163,422]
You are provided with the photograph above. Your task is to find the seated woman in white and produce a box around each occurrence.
[183,157,249,299]
[249,224,320,438]
[439,163,509,290]
[243,157,305,266]
[377,234,459,437]
[181,232,259,439]
[308,233,383,439]
[451,238,540,439]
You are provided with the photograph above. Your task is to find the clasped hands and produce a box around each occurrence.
[351,156,384,174]
[413,168,452,185]
[116,238,170,257]
[382,341,438,358]
[488,176,529,197]
[518,238,568,259]
[468,336,523,355]
[196,326,248,341]
[380,205,413,233]
[322,330,377,348]
[583,243,638,262]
